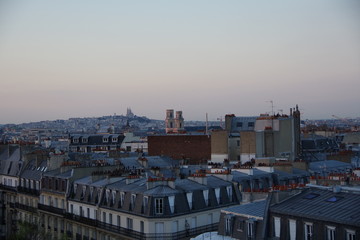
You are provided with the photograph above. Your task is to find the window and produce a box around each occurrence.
[155,198,164,214]
[117,215,121,227]
[237,140,240,146]
[102,212,106,222]
[109,213,112,224]
[127,218,133,230]
[227,186,233,202]
[82,138,88,143]
[140,221,144,233]
[120,192,125,207]
[326,226,335,240]
[236,122,243,128]
[131,194,136,210]
[304,222,313,240]
[248,122,254,127]
[289,219,296,240]
[346,229,356,240]
[143,196,149,212]
[274,217,281,238]
[87,208,90,218]
[237,221,244,232]
[225,216,232,236]
[203,190,209,206]
[112,137,117,142]
[247,221,254,237]
[103,138,108,143]
[80,206,83,216]
[73,138,79,143]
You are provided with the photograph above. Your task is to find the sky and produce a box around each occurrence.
[0,0,359,124]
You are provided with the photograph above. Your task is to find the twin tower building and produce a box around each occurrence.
[165,109,185,134]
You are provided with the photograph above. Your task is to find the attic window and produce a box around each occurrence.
[112,137,118,142]
[326,196,343,202]
[82,138,88,143]
[103,138,109,143]
[303,193,320,200]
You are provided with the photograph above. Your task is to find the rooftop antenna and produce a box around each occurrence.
[206,113,209,136]
[266,100,274,116]
[217,116,223,129]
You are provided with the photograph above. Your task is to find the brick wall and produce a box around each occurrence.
[148,135,211,164]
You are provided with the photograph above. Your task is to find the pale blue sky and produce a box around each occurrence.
[0,0,359,124]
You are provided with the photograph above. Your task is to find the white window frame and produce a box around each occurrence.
[346,229,356,240]
[247,221,254,237]
[289,219,296,240]
[326,226,336,240]
[274,217,281,238]
[120,192,125,207]
[103,137,109,143]
[155,198,164,214]
[304,222,313,240]
[131,194,136,210]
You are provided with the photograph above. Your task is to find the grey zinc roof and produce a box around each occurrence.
[144,185,180,197]
[0,146,23,176]
[20,160,47,181]
[175,179,208,191]
[309,160,351,173]
[270,188,360,227]
[222,199,268,219]
[207,176,232,188]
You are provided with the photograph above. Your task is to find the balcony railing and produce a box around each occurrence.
[15,203,38,213]
[65,213,218,240]
[17,187,40,196]
[0,184,17,192]
[38,203,65,215]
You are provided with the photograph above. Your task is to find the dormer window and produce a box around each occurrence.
[103,137,109,143]
[155,198,164,214]
[112,191,116,205]
[74,184,78,194]
[90,187,94,199]
[73,138,79,143]
[131,194,136,210]
[112,137,118,143]
[203,190,209,206]
[82,186,86,198]
[186,192,193,209]
[143,196,149,213]
[82,138,88,143]
[227,186,233,202]
[120,192,125,207]
[215,188,220,204]
[106,190,110,203]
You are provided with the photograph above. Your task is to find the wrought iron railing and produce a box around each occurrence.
[38,203,65,215]
[65,213,218,240]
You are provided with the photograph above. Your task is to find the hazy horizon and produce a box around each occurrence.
[1,1,359,124]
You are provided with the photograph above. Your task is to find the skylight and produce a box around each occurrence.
[303,193,320,200]
[326,196,343,202]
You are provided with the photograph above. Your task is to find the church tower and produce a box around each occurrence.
[174,111,184,133]
[165,109,175,133]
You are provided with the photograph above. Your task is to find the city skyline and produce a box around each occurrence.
[0,0,359,124]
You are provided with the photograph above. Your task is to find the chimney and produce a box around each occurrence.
[188,174,207,185]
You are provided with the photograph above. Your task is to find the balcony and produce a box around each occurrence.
[65,213,98,227]
[17,187,40,196]
[38,203,65,216]
[0,184,17,192]
[15,203,38,213]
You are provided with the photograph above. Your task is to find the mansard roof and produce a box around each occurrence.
[270,187,360,227]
